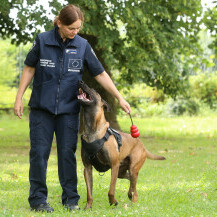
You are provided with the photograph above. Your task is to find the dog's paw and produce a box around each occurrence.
[84,204,92,210]
[128,192,133,200]
[110,200,118,206]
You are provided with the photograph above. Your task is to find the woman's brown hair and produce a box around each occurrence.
[53,4,84,26]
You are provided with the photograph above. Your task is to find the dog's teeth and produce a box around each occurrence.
[79,88,83,94]
[77,89,91,102]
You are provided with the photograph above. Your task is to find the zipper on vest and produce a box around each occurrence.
[55,80,61,115]
[55,51,64,115]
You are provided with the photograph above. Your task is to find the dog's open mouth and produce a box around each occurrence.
[77,88,93,102]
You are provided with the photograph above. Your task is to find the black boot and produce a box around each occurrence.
[64,204,80,211]
[31,203,54,213]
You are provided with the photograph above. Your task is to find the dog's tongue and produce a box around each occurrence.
[77,92,90,101]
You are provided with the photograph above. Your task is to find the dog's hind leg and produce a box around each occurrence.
[84,164,93,209]
[128,169,139,203]
[108,162,120,206]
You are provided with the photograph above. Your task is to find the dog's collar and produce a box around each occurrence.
[81,127,122,172]
[81,127,122,157]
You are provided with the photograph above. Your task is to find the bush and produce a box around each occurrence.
[118,76,217,118]
[168,97,199,116]
[189,73,217,109]
[0,85,31,109]
[120,83,165,108]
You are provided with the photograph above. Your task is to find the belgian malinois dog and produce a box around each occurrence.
[77,81,165,209]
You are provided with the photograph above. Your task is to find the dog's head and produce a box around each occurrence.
[77,81,111,112]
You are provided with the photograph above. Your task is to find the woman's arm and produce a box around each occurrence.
[14,66,35,118]
[94,71,131,113]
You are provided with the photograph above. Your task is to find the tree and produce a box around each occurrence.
[0,0,204,127]
[203,1,217,55]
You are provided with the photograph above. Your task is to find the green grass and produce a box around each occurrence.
[0,114,217,216]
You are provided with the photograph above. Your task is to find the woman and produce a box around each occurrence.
[14,4,130,213]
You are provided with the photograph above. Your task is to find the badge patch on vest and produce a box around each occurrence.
[68,59,82,72]
[40,59,55,68]
[66,49,77,54]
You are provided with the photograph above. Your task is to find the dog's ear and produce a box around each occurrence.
[102,99,111,112]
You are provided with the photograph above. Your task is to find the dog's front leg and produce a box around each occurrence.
[108,163,119,206]
[84,164,93,209]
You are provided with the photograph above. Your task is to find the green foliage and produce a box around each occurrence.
[168,97,199,116]
[189,73,217,108]
[0,40,32,110]
[114,0,203,96]
[0,40,17,86]
[0,84,31,109]
[203,2,217,55]
[118,76,217,117]
[0,39,31,86]
[118,83,167,116]
[0,0,205,96]
[120,83,165,106]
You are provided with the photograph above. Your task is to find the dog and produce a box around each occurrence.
[77,80,165,209]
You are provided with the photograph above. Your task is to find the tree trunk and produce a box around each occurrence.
[79,34,120,132]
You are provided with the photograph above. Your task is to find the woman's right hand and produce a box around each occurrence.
[14,98,24,119]
[13,65,36,119]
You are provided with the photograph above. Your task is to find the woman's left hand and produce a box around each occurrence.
[119,98,131,114]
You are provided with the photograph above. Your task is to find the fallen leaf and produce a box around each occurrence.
[12,173,18,179]
[124,204,128,209]
[201,192,208,197]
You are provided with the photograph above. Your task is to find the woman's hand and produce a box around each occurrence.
[14,65,35,119]
[119,97,131,114]
[14,98,24,119]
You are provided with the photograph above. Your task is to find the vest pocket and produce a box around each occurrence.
[39,80,57,111]
[29,79,57,112]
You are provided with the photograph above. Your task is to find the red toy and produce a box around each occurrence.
[129,113,140,138]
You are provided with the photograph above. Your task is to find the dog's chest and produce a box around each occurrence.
[81,127,122,172]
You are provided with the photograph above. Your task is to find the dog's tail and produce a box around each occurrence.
[145,148,166,160]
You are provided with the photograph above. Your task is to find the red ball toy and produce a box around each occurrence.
[129,113,140,138]
[130,125,140,138]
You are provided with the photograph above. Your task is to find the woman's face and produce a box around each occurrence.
[57,19,82,41]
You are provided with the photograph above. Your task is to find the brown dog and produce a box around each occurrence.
[77,81,165,209]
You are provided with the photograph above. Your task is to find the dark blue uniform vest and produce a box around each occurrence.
[28,28,91,115]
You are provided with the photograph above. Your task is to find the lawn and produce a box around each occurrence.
[0,113,217,216]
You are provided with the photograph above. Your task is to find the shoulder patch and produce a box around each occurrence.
[91,48,98,59]
[29,40,36,51]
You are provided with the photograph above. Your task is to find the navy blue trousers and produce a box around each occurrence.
[28,109,80,207]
